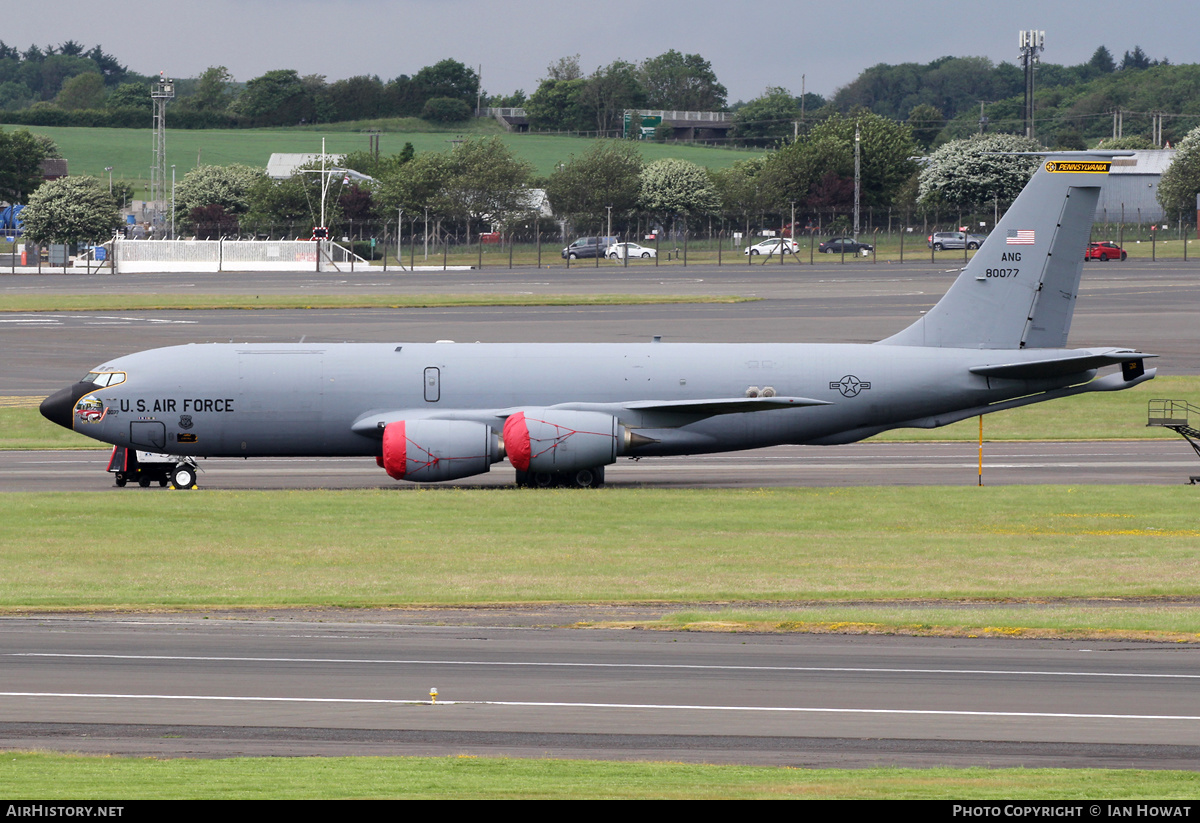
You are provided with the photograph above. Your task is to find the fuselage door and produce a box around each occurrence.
[129,421,166,451]
[424,367,440,402]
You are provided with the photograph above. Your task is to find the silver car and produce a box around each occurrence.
[928,231,986,250]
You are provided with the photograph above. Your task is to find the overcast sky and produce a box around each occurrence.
[9,0,1196,103]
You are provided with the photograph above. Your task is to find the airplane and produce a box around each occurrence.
[40,152,1155,490]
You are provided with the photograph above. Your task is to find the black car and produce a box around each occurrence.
[818,237,874,254]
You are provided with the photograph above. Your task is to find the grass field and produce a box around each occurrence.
[5,752,1198,799]
[27,121,755,195]
[4,486,1199,629]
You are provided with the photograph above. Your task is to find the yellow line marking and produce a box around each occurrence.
[0,396,40,408]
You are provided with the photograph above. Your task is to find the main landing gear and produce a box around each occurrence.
[514,466,605,489]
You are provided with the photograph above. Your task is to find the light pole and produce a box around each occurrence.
[853,122,861,240]
[790,201,796,258]
[170,165,176,239]
[104,167,113,194]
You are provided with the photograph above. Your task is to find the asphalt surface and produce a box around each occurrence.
[4,261,1200,767]
[4,615,1200,768]
[3,440,1197,491]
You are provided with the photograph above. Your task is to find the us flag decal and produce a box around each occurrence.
[1006,229,1035,245]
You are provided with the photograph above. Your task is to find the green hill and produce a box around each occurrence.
[26,120,755,197]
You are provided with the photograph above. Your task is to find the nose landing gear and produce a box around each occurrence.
[108,447,199,489]
[169,463,198,490]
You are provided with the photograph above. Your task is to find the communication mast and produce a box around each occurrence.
[150,72,175,227]
[1019,31,1044,142]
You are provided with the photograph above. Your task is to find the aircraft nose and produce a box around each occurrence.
[39,382,94,430]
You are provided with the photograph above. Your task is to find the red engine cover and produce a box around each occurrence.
[381,420,497,482]
[503,409,619,473]
[504,412,532,471]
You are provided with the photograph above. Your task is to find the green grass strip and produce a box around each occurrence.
[0,294,752,312]
[3,487,1200,626]
[661,605,1200,641]
[3,753,1198,798]
[0,406,103,449]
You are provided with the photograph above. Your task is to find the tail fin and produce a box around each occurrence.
[881,152,1127,350]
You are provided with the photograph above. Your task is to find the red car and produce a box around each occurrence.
[1084,241,1127,261]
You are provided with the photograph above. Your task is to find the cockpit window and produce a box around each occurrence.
[81,371,126,388]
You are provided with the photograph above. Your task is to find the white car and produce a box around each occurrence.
[743,238,798,256]
[606,242,657,259]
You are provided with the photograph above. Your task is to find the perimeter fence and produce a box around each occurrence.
[6,206,1197,274]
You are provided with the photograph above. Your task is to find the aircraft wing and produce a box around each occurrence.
[968,349,1155,380]
[563,396,830,415]
[545,396,831,428]
[350,396,831,436]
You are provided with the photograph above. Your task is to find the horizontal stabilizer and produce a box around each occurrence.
[969,350,1155,380]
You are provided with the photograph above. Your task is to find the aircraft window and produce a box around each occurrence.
[83,371,126,388]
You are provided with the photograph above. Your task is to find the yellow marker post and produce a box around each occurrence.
[978,415,984,486]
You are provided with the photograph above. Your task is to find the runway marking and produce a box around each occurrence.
[0,314,197,325]
[10,653,1200,680]
[0,396,39,408]
[2,691,1199,722]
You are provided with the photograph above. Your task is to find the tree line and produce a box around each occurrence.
[4,39,1198,151]
[834,46,1199,149]
[0,47,485,129]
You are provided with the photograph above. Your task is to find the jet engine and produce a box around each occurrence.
[503,409,625,473]
[381,420,502,482]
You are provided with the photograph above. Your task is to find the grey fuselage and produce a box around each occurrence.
[70,340,1096,459]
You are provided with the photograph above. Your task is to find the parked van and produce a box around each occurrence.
[561,236,617,259]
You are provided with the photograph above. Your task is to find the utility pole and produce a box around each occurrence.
[799,74,806,134]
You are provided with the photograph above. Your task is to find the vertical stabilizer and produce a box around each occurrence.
[880,153,1121,349]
